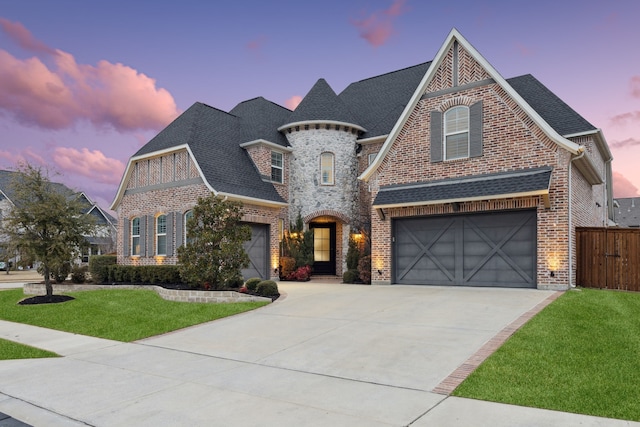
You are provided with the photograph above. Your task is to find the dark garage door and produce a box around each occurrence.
[393,210,536,288]
[241,223,269,280]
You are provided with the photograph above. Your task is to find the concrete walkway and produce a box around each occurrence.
[0,282,638,426]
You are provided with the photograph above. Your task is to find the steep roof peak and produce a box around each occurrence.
[282,78,362,129]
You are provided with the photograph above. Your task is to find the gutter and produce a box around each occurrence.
[568,150,586,288]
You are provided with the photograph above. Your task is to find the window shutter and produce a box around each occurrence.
[430,110,443,163]
[123,218,130,256]
[139,216,146,256]
[166,212,174,256]
[469,101,483,158]
[175,212,183,250]
[147,215,155,256]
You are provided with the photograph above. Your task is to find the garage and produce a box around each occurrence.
[392,210,536,287]
[241,223,270,280]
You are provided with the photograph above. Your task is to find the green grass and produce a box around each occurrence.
[0,338,59,360]
[453,288,640,421]
[0,289,268,343]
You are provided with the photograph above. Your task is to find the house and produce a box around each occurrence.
[0,169,117,266]
[614,198,640,227]
[110,29,613,290]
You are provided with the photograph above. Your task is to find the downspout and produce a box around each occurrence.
[568,150,586,288]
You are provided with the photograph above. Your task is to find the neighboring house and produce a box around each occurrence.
[0,170,117,265]
[614,198,640,227]
[110,29,613,290]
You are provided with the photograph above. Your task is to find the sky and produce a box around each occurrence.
[0,0,639,215]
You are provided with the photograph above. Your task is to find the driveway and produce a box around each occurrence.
[2,282,629,426]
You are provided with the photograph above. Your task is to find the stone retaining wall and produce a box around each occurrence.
[23,283,272,304]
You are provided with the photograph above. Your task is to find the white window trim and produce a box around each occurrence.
[320,152,335,185]
[131,217,140,256]
[444,106,470,161]
[156,214,167,256]
[271,151,283,184]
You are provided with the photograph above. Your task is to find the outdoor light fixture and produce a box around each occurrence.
[377,269,382,275]
[550,271,555,277]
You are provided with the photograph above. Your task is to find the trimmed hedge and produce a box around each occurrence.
[89,255,117,284]
[256,280,279,298]
[244,277,262,292]
[71,265,88,283]
[342,269,359,284]
[106,265,182,284]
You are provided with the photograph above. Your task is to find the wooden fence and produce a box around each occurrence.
[576,227,640,291]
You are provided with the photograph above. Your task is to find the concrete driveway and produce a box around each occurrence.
[1,282,635,426]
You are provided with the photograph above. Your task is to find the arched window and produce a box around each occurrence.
[184,210,194,245]
[444,106,469,160]
[156,214,167,256]
[131,217,140,256]
[320,152,334,185]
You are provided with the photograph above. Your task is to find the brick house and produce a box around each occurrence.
[110,29,613,290]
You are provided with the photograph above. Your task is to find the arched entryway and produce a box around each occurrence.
[305,210,351,277]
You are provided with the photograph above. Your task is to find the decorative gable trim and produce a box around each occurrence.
[359,28,584,182]
[239,139,293,153]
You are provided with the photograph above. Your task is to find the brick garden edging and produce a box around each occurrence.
[433,291,564,395]
[23,283,272,304]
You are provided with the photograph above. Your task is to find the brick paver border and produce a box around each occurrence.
[433,291,564,395]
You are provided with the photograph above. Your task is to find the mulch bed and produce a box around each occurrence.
[19,295,75,305]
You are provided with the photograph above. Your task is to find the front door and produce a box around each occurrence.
[310,223,336,275]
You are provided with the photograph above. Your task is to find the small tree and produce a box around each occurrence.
[177,194,251,289]
[2,164,96,299]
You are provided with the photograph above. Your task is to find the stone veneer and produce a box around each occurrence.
[23,283,272,303]
[284,126,359,226]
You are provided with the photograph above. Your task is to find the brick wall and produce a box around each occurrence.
[367,41,583,289]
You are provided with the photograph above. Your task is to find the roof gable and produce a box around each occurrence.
[359,28,587,181]
[281,79,362,129]
[229,97,291,147]
[112,103,286,210]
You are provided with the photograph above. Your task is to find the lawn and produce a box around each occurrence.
[453,288,640,422]
[0,338,59,360]
[0,288,269,343]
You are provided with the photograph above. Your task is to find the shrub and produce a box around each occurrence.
[89,255,116,284]
[346,237,360,271]
[244,277,262,292]
[358,255,371,284]
[342,269,359,284]
[49,261,72,283]
[256,280,279,297]
[71,265,88,283]
[290,265,311,281]
[279,257,296,279]
[226,275,244,289]
[106,265,182,285]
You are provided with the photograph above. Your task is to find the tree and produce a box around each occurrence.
[177,194,251,289]
[2,164,96,299]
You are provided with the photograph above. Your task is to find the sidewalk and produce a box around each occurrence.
[0,282,639,426]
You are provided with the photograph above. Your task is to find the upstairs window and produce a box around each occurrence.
[131,217,140,256]
[320,152,334,185]
[156,214,167,256]
[444,106,469,160]
[271,151,283,183]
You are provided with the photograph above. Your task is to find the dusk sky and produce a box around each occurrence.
[1,0,639,215]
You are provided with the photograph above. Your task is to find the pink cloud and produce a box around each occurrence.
[284,95,303,110]
[52,147,125,185]
[0,18,179,132]
[351,0,407,47]
[0,147,47,167]
[631,76,640,98]
[610,111,640,126]
[0,17,56,55]
[613,171,640,198]
[609,138,640,150]
[514,42,535,57]
[247,35,267,51]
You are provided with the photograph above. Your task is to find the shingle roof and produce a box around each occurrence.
[135,102,285,204]
[284,79,360,127]
[0,169,75,205]
[229,97,291,147]
[614,198,640,227]
[373,167,553,207]
[339,62,431,139]
[507,74,596,136]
